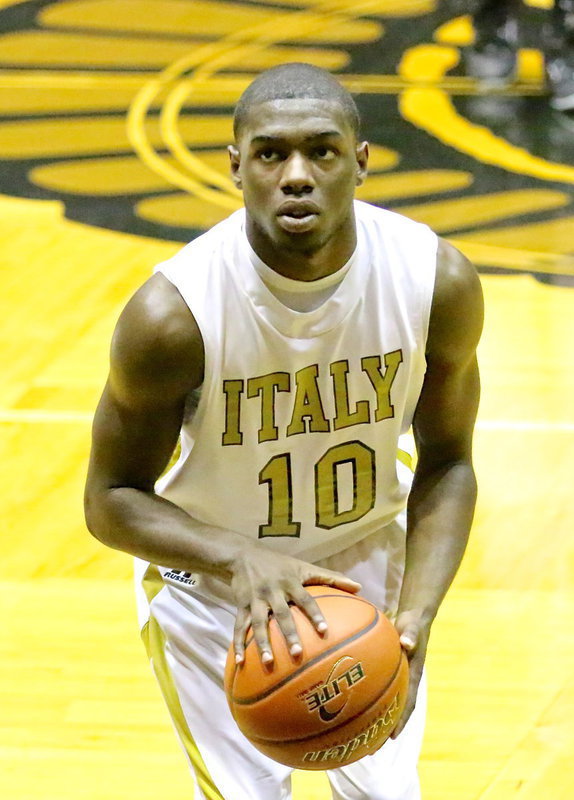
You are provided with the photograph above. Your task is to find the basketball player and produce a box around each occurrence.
[84,63,483,800]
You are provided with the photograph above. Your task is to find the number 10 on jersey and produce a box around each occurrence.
[258,440,376,537]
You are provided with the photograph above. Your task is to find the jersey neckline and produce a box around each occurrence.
[232,204,370,339]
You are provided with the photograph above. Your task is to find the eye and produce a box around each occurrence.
[313,145,336,160]
[258,148,282,163]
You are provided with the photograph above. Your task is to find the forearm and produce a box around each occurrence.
[397,459,477,623]
[85,486,255,581]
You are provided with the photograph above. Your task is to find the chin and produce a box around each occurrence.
[250,216,331,259]
[283,238,325,257]
[276,224,331,252]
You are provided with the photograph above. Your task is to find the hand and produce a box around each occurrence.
[231,545,361,666]
[390,610,431,739]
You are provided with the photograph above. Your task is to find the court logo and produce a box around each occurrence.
[0,0,570,283]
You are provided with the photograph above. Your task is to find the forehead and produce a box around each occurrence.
[237,98,354,145]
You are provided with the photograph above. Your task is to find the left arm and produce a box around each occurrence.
[391,238,484,737]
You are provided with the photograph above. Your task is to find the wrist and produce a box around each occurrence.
[222,535,261,580]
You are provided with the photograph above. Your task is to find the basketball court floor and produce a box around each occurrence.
[1,1,573,798]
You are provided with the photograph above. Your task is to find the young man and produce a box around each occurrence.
[84,63,483,800]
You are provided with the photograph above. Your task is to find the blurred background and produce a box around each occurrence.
[1,1,573,798]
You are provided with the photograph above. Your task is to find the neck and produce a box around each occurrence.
[246,216,357,282]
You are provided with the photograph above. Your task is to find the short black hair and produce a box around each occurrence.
[233,63,360,139]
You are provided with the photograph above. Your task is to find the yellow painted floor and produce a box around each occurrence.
[1,195,573,799]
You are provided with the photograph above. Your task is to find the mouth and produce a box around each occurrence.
[276,201,321,234]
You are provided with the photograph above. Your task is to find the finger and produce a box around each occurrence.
[391,677,418,738]
[270,596,303,658]
[288,586,328,635]
[390,711,408,739]
[395,620,419,656]
[400,630,417,655]
[233,607,251,665]
[390,686,416,739]
[391,655,424,739]
[303,569,362,595]
[250,599,274,665]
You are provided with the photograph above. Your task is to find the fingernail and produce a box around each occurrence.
[262,651,273,664]
[317,621,328,633]
[235,653,244,664]
[400,635,415,648]
[290,644,302,657]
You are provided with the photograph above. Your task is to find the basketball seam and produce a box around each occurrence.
[246,651,406,746]
[231,605,380,705]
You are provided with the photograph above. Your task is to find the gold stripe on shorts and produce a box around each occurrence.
[141,565,225,800]
[397,447,415,472]
[142,563,164,604]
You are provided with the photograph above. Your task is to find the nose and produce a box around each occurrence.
[279,152,314,195]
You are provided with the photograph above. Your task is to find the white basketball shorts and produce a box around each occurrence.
[134,516,427,800]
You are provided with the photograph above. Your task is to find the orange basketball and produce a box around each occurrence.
[224,585,409,770]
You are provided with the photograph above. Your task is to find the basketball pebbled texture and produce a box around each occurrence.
[224,586,409,770]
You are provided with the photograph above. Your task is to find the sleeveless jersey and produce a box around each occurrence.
[153,200,437,566]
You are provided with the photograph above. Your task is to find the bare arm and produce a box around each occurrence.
[392,238,484,737]
[84,273,359,663]
[84,273,214,567]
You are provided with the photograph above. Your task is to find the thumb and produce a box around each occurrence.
[395,614,420,653]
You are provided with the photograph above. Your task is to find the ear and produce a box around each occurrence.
[228,145,242,189]
[355,141,369,186]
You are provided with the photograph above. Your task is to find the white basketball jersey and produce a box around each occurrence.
[153,200,437,567]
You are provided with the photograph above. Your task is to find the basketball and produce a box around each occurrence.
[224,586,409,770]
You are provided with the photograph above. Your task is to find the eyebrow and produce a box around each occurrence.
[249,131,344,145]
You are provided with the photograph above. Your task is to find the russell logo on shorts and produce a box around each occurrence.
[163,569,197,586]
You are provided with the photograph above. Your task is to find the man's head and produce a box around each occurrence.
[233,62,361,140]
[229,63,368,272]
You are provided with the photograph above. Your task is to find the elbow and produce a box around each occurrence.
[84,489,102,542]
[84,485,114,546]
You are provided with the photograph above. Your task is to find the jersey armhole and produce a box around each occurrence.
[419,229,439,353]
[152,262,215,448]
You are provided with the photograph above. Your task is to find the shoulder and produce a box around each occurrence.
[151,209,245,301]
[110,273,204,407]
[354,200,435,238]
[427,239,484,365]
[159,209,245,267]
[354,202,438,272]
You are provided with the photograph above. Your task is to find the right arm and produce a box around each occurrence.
[84,273,359,662]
